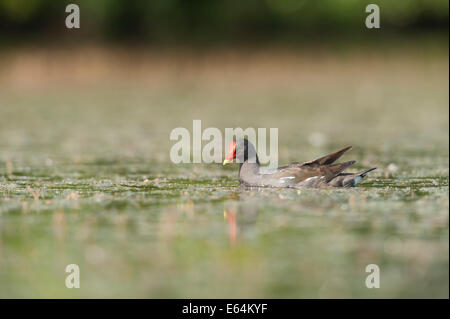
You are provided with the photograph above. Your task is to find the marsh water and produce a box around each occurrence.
[0,46,448,298]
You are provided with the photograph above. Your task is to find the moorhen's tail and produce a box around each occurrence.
[303,146,353,166]
[349,167,377,186]
[328,167,377,187]
[357,167,377,177]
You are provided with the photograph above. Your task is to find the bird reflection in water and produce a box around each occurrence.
[223,191,261,245]
[223,208,237,245]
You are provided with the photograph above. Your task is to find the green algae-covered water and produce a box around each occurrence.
[0,47,448,298]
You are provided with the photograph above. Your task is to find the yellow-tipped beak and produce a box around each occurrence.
[223,159,231,165]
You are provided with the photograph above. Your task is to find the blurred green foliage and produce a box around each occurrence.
[0,0,448,44]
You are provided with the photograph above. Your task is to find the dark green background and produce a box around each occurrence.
[0,0,448,45]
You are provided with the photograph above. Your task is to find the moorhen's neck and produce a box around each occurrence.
[238,155,260,175]
[235,139,261,180]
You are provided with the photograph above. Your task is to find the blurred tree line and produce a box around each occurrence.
[0,0,448,45]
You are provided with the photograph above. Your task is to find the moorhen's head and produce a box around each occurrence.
[223,139,259,165]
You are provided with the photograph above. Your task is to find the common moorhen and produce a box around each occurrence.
[222,139,376,188]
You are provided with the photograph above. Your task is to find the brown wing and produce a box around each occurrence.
[272,160,356,184]
[301,146,352,166]
[275,146,352,171]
